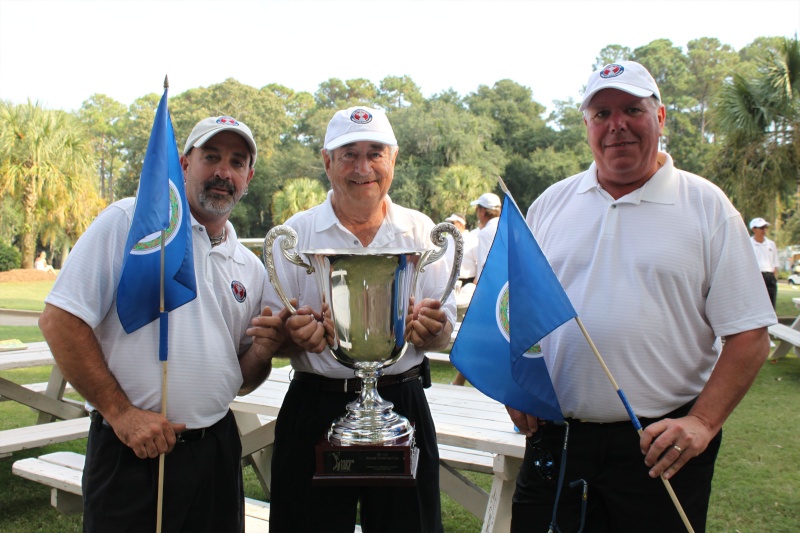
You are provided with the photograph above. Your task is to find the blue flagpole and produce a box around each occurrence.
[573,317,695,533]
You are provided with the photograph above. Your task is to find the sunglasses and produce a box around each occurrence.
[527,436,557,483]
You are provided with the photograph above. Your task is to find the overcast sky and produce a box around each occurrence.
[1,0,798,114]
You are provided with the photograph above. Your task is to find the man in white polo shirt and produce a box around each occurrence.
[471,192,502,282]
[506,62,776,532]
[39,116,287,532]
[749,217,779,309]
[264,105,455,532]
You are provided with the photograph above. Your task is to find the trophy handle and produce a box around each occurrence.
[263,225,315,315]
[417,222,463,305]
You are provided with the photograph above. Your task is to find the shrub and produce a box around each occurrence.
[0,242,21,272]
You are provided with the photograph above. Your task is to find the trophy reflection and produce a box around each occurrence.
[264,223,462,485]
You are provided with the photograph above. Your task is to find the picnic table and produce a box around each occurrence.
[0,342,87,458]
[232,366,525,532]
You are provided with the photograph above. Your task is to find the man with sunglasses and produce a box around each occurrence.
[507,62,776,532]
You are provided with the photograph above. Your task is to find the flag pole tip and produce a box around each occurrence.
[163,75,169,89]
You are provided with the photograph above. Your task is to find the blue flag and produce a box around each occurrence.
[450,192,576,420]
[116,87,196,338]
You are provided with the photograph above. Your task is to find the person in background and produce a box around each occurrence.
[264,106,455,532]
[445,213,477,286]
[471,192,502,282]
[38,116,287,532]
[507,61,776,532]
[749,217,779,309]
[34,251,56,274]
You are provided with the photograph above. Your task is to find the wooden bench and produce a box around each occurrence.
[768,323,800,359]
[438,444,493,519]
[13,452,364,531]
[0,417,90,458]
[425,351,452,365]
[0,381,76,402]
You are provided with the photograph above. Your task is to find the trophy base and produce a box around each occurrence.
[313,435,419,486]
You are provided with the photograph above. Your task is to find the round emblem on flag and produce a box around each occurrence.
[350,109,372,124]
[131,181,182,255]
[231,280,246,303]
[217,116,240,126]
[495,282,542,357]
[600,64,624,78]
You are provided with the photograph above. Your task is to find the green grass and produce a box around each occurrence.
[0,281,54,311]
[1,283,798,531]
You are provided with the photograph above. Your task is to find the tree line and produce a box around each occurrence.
[1,35,798,270]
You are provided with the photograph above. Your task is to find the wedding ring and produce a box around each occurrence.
[673,445,683,454]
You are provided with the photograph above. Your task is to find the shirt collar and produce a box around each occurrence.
[314,190,414,246]
[577,152,678,205]
[191,215,247,264]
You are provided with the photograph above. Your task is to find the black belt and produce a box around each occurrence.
[90,410,211,442]
[292,364,423,393]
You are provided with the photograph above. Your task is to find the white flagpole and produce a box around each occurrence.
[155,73,170,533]
[574,317,695,533]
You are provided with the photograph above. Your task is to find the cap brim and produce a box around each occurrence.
[188,126,257,165]
[325,131,398,151]
[579,82,655,111]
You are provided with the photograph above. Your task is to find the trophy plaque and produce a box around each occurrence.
[264,223,462,486]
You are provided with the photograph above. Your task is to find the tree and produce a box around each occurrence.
[428,165,495,224]
[78,94,127,203]
[271,178,327,226]
[710,36,800,226]
[0,101,101,268]
[687,38,739,142]
[594,45,631,69]
[378,75,425,110]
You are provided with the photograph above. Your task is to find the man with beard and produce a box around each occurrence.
[39,116,287,532]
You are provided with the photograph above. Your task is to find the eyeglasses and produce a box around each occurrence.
[754,226,767,230]
[527,435,557,483]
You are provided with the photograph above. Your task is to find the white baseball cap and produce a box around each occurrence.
[324,106,397,151]
[580,61,662,111]
[445,214,466,225]
[470,193,502,209]
[749,217,770,229]
[184,116,257,167]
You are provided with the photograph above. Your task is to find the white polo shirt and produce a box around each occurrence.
[46,198,267,428]
[527,152,776,421]
[263,191,457,378]
[750,236,778,273]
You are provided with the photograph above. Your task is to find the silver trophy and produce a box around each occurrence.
[264,223,463,449]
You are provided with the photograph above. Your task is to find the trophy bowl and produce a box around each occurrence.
[264,224,462,451]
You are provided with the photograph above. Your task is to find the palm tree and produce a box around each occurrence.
[710,36,800,221]
[271,178,328,226]
[0,101,100,268]
[428,165,495,225]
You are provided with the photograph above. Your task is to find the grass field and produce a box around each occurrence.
[2,280,799,531]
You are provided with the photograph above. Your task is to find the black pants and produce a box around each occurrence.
[268,377,444,532]
[762,271,777,309]
[511,403,721,533]
[82,410,243,533]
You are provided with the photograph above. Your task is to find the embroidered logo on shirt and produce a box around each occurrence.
[231,280,246,303]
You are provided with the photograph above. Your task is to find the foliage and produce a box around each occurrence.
[3,34,800,258]
[0,101,102,268]
[0,241,21,271]
[271,177,328,226]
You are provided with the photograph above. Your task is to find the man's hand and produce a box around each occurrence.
[106,407,186,459]
[247,305,290,357]
[640,414,715,480]
[406,298,448,349]
[286,302,330,353]
[505,406,542,437]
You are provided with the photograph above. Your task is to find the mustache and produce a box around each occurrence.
[204,178,236,195]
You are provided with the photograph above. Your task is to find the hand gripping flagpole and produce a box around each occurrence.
[573,317,695,533]
[156,75,169,533]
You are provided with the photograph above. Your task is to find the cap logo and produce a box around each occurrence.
[600,64,624,79]
[217,116,240,127]
[350,109,372,124]
[230,280,246,303]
